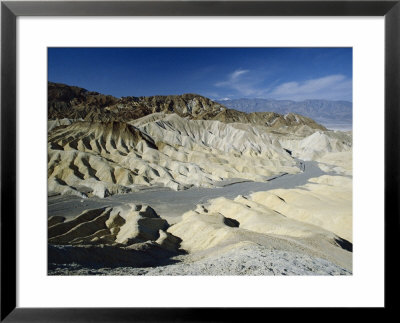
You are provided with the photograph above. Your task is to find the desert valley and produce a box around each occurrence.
[47,81,353,275]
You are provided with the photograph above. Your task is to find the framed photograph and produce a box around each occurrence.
[1,0,398,320]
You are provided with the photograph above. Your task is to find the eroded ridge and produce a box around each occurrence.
[48,204,183,269]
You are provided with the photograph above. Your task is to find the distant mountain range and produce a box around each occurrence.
[216,98,352,129]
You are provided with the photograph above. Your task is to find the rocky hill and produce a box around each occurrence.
[48,82,226,121]
[47,114,301,198]
[48,82,326,130]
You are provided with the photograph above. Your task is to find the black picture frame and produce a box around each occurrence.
[1,0,399,321]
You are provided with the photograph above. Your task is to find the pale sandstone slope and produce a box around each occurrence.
[48,203,170,246]
[48,114,300,198]
[315,151,352,176]
[250,175,352,242]
[167,174,352,271]
[278,130,352,161]
[48,175,352,274]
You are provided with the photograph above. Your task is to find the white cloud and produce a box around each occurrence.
[215,69,249,87]
[231,69,249,80]
[215,69,261,96]
[214,71,352,101]
[268,74,352,101]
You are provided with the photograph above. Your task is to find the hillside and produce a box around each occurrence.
[48,114,302,198]
[48,82,326,130]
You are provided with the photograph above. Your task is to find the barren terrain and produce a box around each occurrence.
[48,83,352,275]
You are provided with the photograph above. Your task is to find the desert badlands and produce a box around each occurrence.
[48,82,352,275]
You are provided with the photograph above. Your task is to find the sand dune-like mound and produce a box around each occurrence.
[48,204,183,268]
[48,115,300,198]
[48,204,171,245]
[316,151,352,175]
[168,210,350,271]
[250,175,352,242]
[279,130,352,161]
[167,174,352,271]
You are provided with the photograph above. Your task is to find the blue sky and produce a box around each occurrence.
[48,48,352,101]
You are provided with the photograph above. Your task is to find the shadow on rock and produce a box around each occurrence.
[48,241,186,270]
[334,237,353,252]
